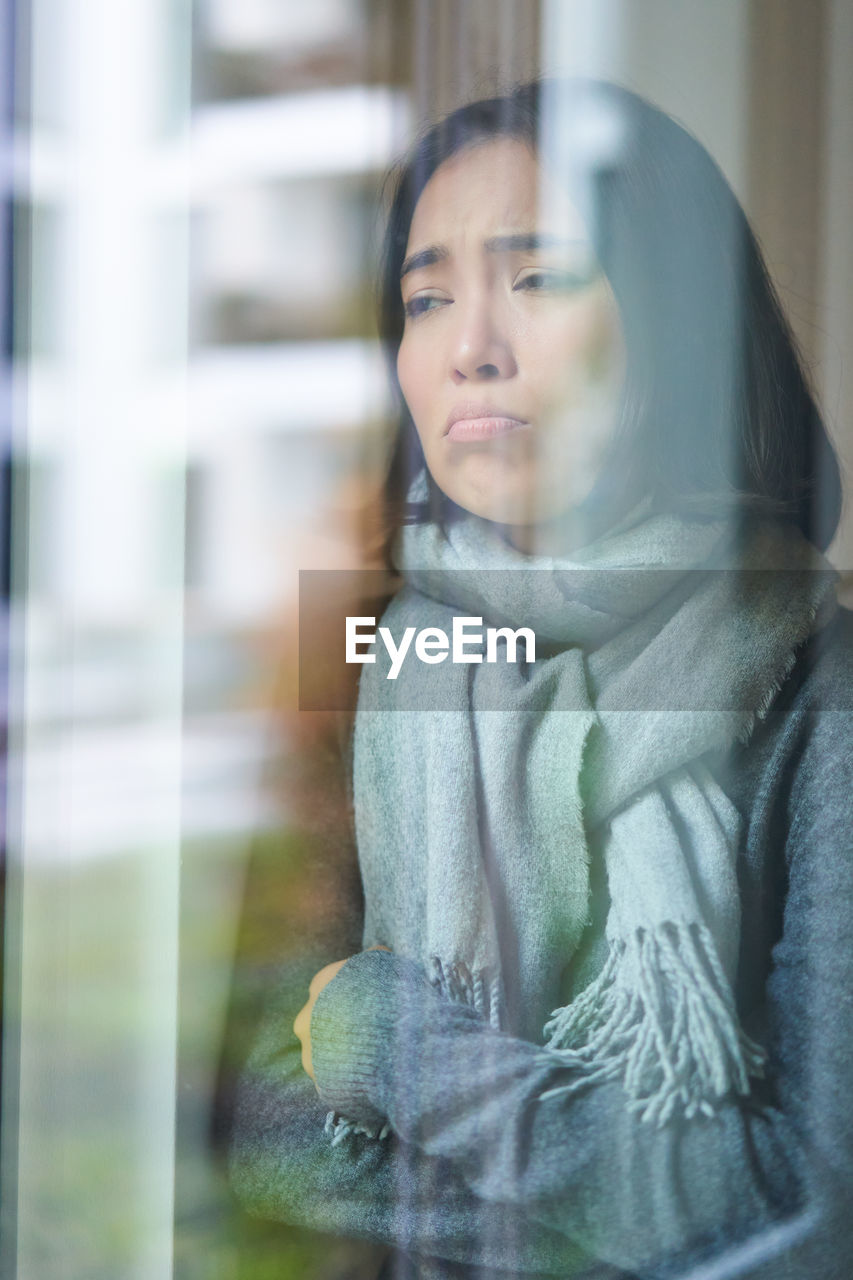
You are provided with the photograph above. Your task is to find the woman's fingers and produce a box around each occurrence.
[293,1000,313,1078]
[294,950,392,1081]
[308,958,348,997]
[295,957,350,1081]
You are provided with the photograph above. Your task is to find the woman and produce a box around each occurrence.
[231,81,853,1279]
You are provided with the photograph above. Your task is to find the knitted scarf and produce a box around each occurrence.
[352,502,836,1125]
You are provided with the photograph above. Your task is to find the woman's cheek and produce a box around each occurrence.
[396,340,413,409]
[542,307,623,403]
[398,339,432,425]
[581,290,626,383]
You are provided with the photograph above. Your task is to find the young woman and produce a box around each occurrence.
[231,81,853,1279]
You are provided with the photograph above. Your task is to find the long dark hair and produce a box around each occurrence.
[378,79,841,554]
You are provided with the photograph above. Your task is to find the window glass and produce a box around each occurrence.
[2,3,852,1278]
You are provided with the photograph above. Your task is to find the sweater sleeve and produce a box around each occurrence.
[308,696,853,1278]
[229,954,596,1278]
[227,704,601,1276]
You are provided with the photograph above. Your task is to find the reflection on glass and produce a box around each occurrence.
[2,4,851,1280]
[229,64,853,1280]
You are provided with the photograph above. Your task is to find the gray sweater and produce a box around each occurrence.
[230,608,853,1280]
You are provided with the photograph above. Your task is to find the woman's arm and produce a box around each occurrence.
[227,720,594,1274]
[307,696,853,1278]
[229,953,596,1277]
[227,706,595,1274]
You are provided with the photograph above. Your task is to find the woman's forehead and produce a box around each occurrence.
[406,137,591,255]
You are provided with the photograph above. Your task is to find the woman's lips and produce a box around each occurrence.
[445,413,530,442]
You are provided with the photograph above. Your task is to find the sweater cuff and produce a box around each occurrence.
[310,949,435,1129]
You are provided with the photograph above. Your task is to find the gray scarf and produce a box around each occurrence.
[353,504,835,1125]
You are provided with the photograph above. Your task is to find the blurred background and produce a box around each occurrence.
[0,1,851,1277]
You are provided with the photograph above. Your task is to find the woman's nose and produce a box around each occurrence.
[450,294,517,383]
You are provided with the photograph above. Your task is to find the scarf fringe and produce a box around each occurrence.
[542,923,766,1127]
[324,1109,390,1147]
[430,955,504,1028]
[322,957,502,1150]
[736,633,806,745]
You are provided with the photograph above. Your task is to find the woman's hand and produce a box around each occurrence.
[294,959,348,1081]
[294,947,390,1082]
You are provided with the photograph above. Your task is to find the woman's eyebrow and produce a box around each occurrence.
[400,233,588,279]
[400,245,449,278]
[483,232,584,254]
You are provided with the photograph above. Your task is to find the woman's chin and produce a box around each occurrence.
[442,477,600,549]
[446,488,541,531]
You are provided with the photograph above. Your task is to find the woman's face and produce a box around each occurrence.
[396,137,625,549]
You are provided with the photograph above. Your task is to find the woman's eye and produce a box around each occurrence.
[514,267,597,293]
[403,293,449,319]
